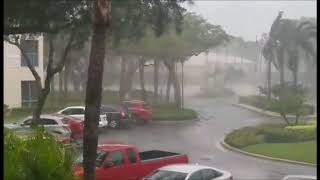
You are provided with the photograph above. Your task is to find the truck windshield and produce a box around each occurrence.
[74,151,108,167]
[145,170,187,180]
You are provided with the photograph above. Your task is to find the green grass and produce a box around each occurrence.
[153,107,198,121]
[152,103,198,121]
[242,140,317,164]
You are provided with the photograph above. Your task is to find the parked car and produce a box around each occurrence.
[5,114,71,131]
[144,164,233,180]
[282,175,317,180]
[123,100,153,124]
[57,106,109,128]
[5,118,72,146]
[73,143,189,180]
[50,113,84,139]
[100,104,131,128]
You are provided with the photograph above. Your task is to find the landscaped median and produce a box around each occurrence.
[152,104,198,121]
[236,95,316,119]
[224,121,317,165]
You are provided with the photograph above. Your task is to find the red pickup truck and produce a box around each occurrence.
[73,144,189,180]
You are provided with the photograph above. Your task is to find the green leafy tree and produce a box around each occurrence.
[269,83,309,125]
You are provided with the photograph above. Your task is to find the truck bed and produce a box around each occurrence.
[139,150,182,161]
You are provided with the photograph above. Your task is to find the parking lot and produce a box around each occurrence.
[98,97,317,180]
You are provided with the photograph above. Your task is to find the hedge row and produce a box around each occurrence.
[225,123,317,148]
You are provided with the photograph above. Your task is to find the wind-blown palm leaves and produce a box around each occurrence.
[263,12,317,88]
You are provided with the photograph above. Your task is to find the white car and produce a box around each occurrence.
[4,114,72,137]
[144,164,233,180]
[57,106,108,128]
[282,175,317,180]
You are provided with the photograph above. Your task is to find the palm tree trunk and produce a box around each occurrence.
[164,61,181,108]
[278,47,285,87]
[59,71,63,98]
[293,61,299,89]
[83,0,111,180]
[51,74,55,94]
[154,60,159,101]
[119,56,127,101]
[172,66,181,109]
[181,61,184,108]
[63,65,69,96]
[267,60,272,99]
[166,69,172,102]
[125,61,138,96]
[139,59,146,101]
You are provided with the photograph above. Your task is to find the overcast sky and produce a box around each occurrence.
[184,1,317,41]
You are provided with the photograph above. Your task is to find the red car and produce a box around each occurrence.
[73,144,189,180]
[123,100,153,124]
[50,113,84,139]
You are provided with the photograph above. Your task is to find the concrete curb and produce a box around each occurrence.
[220,140,317,167]
[232,103,317,119]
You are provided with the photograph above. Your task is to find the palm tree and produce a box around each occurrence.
[288,20,317,88]
[268,12,317,89]
[262,39,277,99]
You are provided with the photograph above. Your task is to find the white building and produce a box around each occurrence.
[4,36,45,108]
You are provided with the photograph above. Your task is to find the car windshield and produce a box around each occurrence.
[144,170,187,180]
[74,151,108,167]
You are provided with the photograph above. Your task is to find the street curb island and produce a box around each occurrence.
[220,140,317,167]
[232,103,317,119]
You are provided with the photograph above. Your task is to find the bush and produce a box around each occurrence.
[4,128,76,180]
[225,126,264,148]
[263,125,316,143]
[225,123,317,148]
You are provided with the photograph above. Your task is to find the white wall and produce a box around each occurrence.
[4,36,44,108]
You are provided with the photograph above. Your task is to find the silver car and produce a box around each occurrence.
[4,114,72,137]
[144,164,233,180]
[282,175,317,180]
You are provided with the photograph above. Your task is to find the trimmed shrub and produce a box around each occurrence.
[225,123,317,148]
[225,126,264,148]
[263,126,316,143]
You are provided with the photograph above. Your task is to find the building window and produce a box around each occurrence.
[20,40,38,67]
[21,81,38,107]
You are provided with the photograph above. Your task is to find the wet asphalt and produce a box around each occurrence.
[98,96,317,180]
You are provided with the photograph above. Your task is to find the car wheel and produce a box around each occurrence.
[109,119,119,129]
